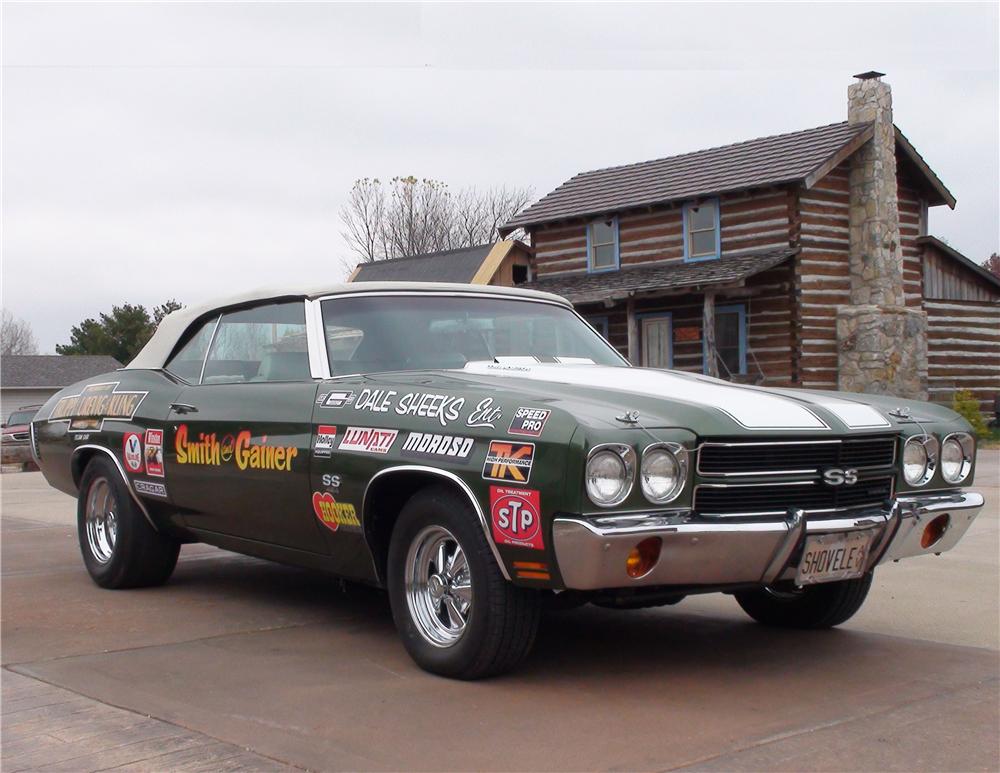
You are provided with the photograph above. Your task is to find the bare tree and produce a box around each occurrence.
[983,252,1000,279]
[340,176,533,264]
[1,309,39,356]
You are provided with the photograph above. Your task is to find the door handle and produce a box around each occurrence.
[170,403,199,415]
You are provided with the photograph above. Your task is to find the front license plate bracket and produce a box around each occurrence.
[795,530,874,586]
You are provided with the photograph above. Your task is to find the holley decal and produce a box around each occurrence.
[122,432,144,473]
[312,492,361,531]
[314,425,336,458]
[490,486,543,550]
[144,429,164,477]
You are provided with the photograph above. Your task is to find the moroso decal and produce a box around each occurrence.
[314,425,336,457]
[508,407,551,437]
[339,426,397,455]
[312,492,361,531]
[322,390,354,408]
[134,480,168,498]
[144,429,164,477]
[48,382,147,432]
[490,486,543,550]
[174,425,297,471]
[401,432,474,462]
[123,432,144,473]
[482,440,534,484]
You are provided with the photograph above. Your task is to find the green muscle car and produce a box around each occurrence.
[31,283,984,678]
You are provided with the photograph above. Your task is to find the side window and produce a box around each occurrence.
[164,316,219,383]
[203,302,310,384]
[684,199,720,261]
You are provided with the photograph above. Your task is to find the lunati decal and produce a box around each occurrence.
[174,425,298,472]
[339,426,397,455]
[312,492,360,532]
[48,382,147,432]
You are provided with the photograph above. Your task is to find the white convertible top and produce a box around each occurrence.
[126,281,571,370]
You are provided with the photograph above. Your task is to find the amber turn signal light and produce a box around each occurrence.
[625,537,662,578]
[921,513,950,549]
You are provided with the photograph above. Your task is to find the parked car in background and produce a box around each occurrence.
[2,405,41,469]
[30,283,984,679]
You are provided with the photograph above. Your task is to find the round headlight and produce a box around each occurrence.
[902,435,936,486]
[941,433,973,484]
[585,445,634,507]
[640,444,687,504]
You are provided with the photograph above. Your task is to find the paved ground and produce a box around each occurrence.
[2,456,998,772]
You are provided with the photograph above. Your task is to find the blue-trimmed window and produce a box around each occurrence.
[587,217,619,272]
[704,303,747,376]
[683,199,720,262]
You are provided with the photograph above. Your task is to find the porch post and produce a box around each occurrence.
[703,290,719,378]
[626,297,639,365]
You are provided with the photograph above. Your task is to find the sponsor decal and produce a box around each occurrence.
[134,480,168,498]
[321,390,355,408]
[321,473,341,491]
[174,425,298,471]
[144,429,164,477]
[314,425,336,458]
[467,397,502,428]
[339,426,397,455]
[48,382,147,432]
[483,440,534,484]
[508,407,551,438]
[401,432,474,462]
[490,486,543,550]
[122,432,144,473]
[354,388,466,428]
[312,491,361,531]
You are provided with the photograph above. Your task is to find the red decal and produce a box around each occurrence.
[144,429,164,477]
[312,491,361,532]
[490,486,543,550]
[123,432,143,473]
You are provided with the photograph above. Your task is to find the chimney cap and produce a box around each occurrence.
[853,70,886,80]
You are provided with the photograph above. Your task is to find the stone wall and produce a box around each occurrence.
[837,306,927,399]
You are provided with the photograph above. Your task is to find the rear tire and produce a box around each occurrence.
[387,485,541,679]
[735,573,873,629]
[77,457,179,589]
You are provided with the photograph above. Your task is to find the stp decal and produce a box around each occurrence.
[312,492,361,531]
[122,432,144,473]
[144,429,164,477]
[490,486,543,550]
[339,427,397,455]
[508,407,551,437]
[314,425,336,458]
[482,441,534,484]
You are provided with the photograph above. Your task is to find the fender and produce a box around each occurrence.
[71,444,160,532]
[363,465,510,581]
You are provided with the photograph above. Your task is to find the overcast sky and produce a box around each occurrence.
[3,2,998,353]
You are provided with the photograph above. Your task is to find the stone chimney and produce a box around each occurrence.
[836,72,927,399]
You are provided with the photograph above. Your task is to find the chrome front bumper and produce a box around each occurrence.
[551,491,985,591]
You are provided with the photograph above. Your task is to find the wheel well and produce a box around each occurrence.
[364,470,468,584]
[71,448,102,490]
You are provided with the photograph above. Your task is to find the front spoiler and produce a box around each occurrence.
[551,491,984,591]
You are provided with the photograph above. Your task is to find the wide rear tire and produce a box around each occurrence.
[735,572,874,629]
[387,485,541,679]
[77,457,180,589]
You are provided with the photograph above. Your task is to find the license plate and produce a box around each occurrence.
[795,531,873,585]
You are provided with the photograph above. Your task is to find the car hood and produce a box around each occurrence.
[438,362,960,436]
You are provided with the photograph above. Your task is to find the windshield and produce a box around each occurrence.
[6,409,37,425]
[320,295,626,375]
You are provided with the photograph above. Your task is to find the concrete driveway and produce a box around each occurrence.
[3,456,998,772]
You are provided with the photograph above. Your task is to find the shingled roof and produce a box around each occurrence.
[501,120,954,234]
[519,247,797,305]
[1,355,122,388]
[352,244,495,283]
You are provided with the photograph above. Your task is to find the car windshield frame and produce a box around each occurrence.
[313,290,629,378]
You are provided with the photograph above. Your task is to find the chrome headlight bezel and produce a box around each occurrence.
[640,442,688,504]
[585,443,635,508]
[902,434,938,487]
[940,432,974,484]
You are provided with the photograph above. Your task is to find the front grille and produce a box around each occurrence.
[698,437,896,476]
[695,476,894,516]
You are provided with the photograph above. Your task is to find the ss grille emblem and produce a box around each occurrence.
[823,467,859,486]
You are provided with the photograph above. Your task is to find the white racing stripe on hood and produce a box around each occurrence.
[802,399,890,428]
[461,363,830,430]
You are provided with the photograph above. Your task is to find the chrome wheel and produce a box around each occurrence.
[404,525,473,647]
[85,477,118,564]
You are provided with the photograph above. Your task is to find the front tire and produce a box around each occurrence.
[734,573,873,629]
[77,457,179,589]
[387,485,541,679]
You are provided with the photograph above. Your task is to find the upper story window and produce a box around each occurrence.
[683,199,720,262]
[587,217,619,272]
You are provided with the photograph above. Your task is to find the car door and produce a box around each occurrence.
[163,301,327,552]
